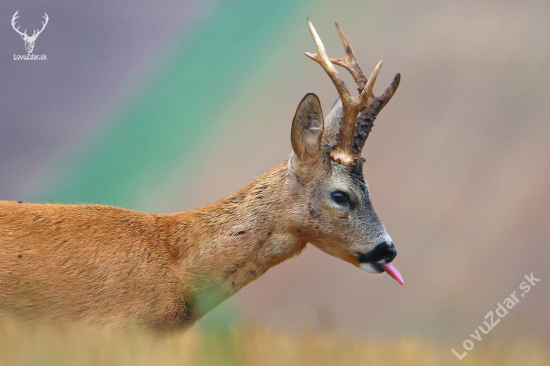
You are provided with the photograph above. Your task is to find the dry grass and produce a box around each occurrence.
[0,317,548,366]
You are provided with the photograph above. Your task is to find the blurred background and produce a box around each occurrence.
[1,0,549,351]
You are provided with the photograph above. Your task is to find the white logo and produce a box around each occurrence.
[12,10,48,60]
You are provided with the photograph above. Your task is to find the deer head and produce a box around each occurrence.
[11,11,49,54]
[288,20,402,284]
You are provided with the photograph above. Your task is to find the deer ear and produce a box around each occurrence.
[291,93,324,162]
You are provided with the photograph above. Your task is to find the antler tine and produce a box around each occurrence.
[34,13,49,38]
[330,23,367,92]
[379,73,401,109]
[361,60,382,104]
[11,11,27,37]
[330,22,384,111]
[305,19,351,103]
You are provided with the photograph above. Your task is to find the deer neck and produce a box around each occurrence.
[161,160,306,316]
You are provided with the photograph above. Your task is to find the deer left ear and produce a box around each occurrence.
[291,93,324,163]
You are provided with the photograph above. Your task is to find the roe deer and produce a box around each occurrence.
[0,20,401,330]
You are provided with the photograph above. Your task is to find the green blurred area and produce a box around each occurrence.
[33,0,306,210]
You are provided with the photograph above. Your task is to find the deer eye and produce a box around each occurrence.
[331,191,350,206]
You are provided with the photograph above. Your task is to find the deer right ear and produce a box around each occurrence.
[291,93,324,163]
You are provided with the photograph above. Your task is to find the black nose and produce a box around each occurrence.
[369,241,397,263]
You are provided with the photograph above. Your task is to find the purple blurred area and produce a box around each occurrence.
[0,0,210,200]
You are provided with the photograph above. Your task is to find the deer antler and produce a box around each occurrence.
[11,12,49,41]
[30,13,49,40]
[330,23,368,93]
[11,11,28,38]
[305,19,400,164]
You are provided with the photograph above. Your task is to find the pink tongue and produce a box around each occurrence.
[380,263,404,285]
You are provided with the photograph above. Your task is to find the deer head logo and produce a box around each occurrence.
[11,11,49,54]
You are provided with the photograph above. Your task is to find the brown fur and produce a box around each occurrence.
[0,162,310,329]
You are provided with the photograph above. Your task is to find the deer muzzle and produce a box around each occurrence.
[357,241,404,285]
